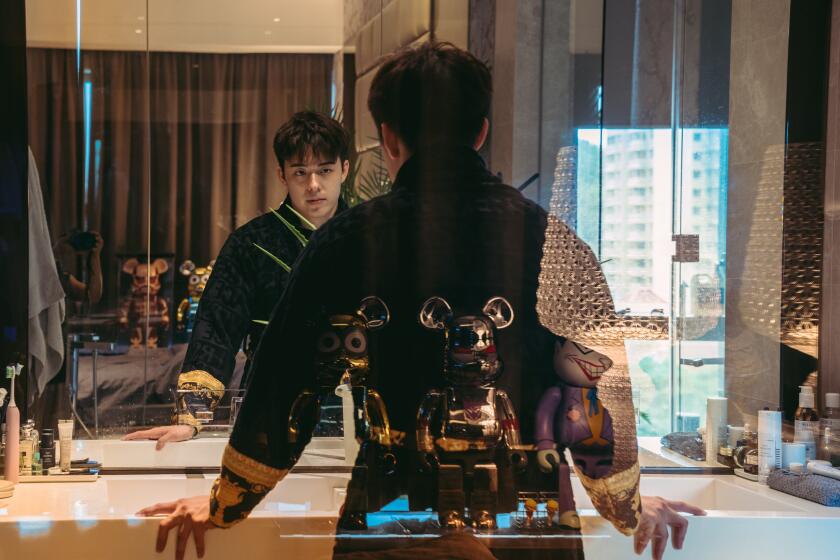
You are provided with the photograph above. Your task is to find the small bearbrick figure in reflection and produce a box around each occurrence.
[414,296,528,530]
[287,296,394,531]
[535,338,615,530]
[119,258,171,348]
[176,260,214,335]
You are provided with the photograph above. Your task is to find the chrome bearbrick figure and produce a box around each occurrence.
[176,259,214,334]
[535,338,615,529]
[415,296,527,530]
[287,296,394,530]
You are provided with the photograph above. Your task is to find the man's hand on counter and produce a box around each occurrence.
[138,495,215,560]
[635,496,707,560]
[122,425,196,450]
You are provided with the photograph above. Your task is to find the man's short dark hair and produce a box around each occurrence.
[273,111,351,168]
[367,42,492,153]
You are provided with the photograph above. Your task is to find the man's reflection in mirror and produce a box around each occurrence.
[146,44,705,560]
[124,111,351,447]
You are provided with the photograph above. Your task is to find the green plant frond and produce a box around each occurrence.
[251,319,269,325]
[252,242,291,272]
[270,208,309,246]
[281,204,317,231]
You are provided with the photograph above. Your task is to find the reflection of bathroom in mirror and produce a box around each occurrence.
[24,0,343,435]
[12,0,840,468]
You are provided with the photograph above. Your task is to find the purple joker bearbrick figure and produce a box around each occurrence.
[535,338,615,529]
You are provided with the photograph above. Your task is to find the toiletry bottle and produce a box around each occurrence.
[57,419,74,472]
[733,423,754,468]
[4,365,20,483]
[31,451,42,476]
[40,428,55,472]
[19,422,33,475]
[794,386,819,461]
[819,393,840,461]
[758,409,782,484]
[26,420,39,461]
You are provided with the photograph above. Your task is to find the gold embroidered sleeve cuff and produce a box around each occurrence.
[175,370,226,432]
[208,445,288,528]
[575,462,642,535]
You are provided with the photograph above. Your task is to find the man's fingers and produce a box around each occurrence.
[123,427,165,441]
[194,523,207,558]
[138,501,177,516]
[670,514,689,550]
[668,500,707,516]
[156,514,182,553]
[156,430,178,451]
[651,526,669,560]
[176,515,193,560]
[634,521,653,555]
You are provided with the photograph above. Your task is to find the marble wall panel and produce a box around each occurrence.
[819,0,840,397]
[724,0,790,422]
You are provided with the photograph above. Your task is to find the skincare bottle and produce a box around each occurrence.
[744,447,759,475]
[31,451,42,476]
[57,419,74,472]
[794,386,819,461]
[705,397,728,462]
[819,393,840,461]
[717,444,736,468]
[733,423,755,468]
[19,422,33,475]
[758,409,782,484]
[40,428,56,472]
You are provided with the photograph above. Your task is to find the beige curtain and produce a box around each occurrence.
[26,48,332,311]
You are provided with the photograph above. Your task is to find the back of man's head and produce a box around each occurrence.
[367,42,491,154]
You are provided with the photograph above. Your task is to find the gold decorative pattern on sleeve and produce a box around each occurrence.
[175,369,226,431]
[177,369,226,396]
[208,445,289,528]
[575,462,641,535]
[221,444,287,488]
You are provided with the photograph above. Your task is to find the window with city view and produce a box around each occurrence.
[577,127,728,436]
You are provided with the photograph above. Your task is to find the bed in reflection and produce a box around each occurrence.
[72,344,246,433]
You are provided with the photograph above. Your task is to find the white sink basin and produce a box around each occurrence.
[3,469,838,559]
[68,437,346,469]
[573,475,807,513]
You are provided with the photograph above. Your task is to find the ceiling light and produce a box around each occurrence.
[273,17,280,22]
[135,29,143,34]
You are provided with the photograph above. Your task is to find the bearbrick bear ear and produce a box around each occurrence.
[122,258,140,275]
[152,258,169,274]
[419,296,453,330]
[179,260,196,276]
[359,296,390,330]
[482,296,514,329]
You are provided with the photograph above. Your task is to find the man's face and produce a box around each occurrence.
[279,150,348,228]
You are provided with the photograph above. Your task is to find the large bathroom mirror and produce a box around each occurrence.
[20,0,836,475]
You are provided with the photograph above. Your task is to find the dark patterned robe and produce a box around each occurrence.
[176,196,347,426]
[208,149,558,526]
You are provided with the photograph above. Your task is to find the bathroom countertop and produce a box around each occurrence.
[637,436,729,469]
[2,472,839,560]
[65,436,720,471]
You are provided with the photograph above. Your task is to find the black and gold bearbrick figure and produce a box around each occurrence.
[176,259,214,335]
[288,296,396,530]
[412,296,528,530]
